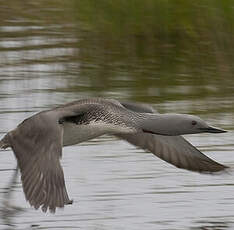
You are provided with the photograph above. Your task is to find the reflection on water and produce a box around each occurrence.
[0,167,24,229]
[196,217,232,229]
[0,0,234,229]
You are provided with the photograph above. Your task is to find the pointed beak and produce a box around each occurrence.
[199,126,227,133]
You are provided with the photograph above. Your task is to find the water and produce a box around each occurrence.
[0,1,234,229]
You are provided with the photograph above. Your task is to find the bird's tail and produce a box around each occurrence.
[0,134,10,149]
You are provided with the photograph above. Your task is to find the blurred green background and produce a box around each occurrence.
[0,0,234,109]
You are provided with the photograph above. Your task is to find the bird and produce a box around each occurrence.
[0,98,228,213]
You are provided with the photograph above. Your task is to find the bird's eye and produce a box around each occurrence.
[192,120,197,126]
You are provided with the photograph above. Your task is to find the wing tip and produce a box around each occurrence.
[202,164,230,175]
[178,162,230,175]
[32,198,74,213]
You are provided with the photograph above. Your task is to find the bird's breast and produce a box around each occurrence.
[62,121,136,146]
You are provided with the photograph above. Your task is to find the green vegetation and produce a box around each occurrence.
[1,0,234,103]
[72,0,234,101]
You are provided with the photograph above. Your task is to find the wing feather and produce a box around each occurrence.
[8,111,72,212]
[117,133,227,173]
[120,101,228,173]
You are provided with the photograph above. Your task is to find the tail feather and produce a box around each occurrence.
[0,134,10,149]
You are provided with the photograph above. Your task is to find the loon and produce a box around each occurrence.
[0,98,228,212]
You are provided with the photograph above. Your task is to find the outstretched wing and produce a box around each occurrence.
[119,102,228,173]
[7,99,139,212]
[8,111,72,212]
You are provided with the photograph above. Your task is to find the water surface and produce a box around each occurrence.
[0,1,234,229]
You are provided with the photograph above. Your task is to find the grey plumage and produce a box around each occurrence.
[118,102,226,172]
[0,98,228,213]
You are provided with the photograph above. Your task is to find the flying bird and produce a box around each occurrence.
[0,98,228,212]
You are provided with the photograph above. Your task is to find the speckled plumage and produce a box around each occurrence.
[0,98,228,213]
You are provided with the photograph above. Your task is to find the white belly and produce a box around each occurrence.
[62,122,135,146]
